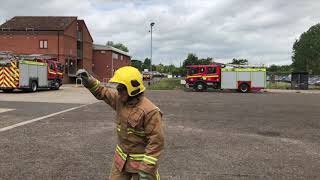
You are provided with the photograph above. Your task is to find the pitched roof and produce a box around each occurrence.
[93,44,131,57]
[0,16,77,31]
[77,20,93,42]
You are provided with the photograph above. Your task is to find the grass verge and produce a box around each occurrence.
[147,78,185,90]
[266,82,291,89]
[266,82,320,90]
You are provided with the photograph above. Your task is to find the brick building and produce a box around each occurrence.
[0,16,131,83]
[93,44,131,82]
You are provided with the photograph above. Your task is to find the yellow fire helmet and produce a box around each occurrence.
[109,66,146,96]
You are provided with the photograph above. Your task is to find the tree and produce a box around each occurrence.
[182,53,199,67]
[199,57,214,65]
[152,64,157,72]
[142,58,151,71]
[292,23,320,74]
[168,64,176,74]
[106,41,129,52]
[131,60,142,71]
[180,53,215,76]
[268,65,279,72]
[182,53,215,67]
[107,41,114,46]
[267,64,292,74]
[155,63,165,73]
[230,58,248,65]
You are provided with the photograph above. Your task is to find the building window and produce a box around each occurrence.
[39,40,48,49]
[120,55,123,60]
[112,53,118,60]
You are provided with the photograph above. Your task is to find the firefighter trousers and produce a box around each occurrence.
[108,161,159,180]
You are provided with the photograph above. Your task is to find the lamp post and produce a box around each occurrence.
[150,22,155,72]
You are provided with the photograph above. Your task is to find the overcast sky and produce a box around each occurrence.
[0,0,319,66]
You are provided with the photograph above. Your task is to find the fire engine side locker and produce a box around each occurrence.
[251,71,266,88]
[221,68,266,90]
[220,71,237,89]
[19,61,48,88]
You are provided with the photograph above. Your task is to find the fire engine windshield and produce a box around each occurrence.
[57,64,63,72]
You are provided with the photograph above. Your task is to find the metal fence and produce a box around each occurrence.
[267,73,320,90]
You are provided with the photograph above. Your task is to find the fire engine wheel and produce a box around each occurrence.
[239,83,250,93]
[194,82,207,92]
[52,81,60,90]
[54,82,60,90]
[30,81,38,92]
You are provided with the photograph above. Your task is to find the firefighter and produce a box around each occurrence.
[76,67,164,180]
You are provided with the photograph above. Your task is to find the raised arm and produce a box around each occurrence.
[76,69,118,110]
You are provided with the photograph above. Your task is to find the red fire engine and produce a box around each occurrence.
[0,53,64,92]
[185,64,266,93]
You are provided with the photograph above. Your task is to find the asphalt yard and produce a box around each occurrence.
[0,85,320,180]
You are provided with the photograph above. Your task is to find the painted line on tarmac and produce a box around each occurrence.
[0,103,96,133]
[0,108,15,113]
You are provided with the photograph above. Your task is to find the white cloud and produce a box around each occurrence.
[0,0,319,66]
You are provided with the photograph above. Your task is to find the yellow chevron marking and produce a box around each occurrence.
[8,66,19,80]
[9,67,19,80]
[3,69,16,88]
[4,77,16,88]
[10,67,18,75]
[0,68,3,80]
[3,79,10,87]
[4,76,11,83]
[10,62,17,68]
[7,79,16,88]
[3,68,15,82]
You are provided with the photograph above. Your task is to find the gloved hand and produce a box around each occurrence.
[76,69,91,88]
[138,171,151,180]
